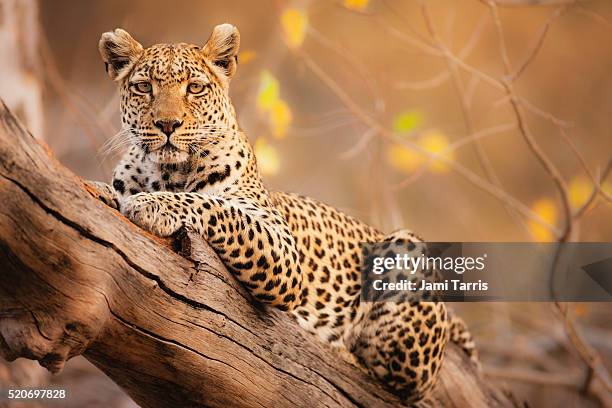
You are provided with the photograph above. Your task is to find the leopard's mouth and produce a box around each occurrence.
[150,144,190,164]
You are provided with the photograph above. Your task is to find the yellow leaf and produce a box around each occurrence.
[387,144,423,173]
[568,176,593,210]
[528,198,557,242]
[238,50,256,64]
[418,130,454,173]
[256,71,292,138]
[344,0,369,11]
[533,198,557,223]
[392,110,423,134]
[254,138,280,176]
[257,71,280,113]
[270,100,292,139]
[387,129,454,174]
[281,8,308,48]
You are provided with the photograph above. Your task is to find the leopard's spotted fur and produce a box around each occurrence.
[90,25,477,403]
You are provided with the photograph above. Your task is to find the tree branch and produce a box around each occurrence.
[0,101,517,408]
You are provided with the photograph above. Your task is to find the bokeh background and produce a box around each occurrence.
[0,0,611,407]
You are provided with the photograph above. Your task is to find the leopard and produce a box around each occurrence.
[87,24,477,404]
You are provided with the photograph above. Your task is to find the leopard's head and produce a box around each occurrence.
[99,24,240,164]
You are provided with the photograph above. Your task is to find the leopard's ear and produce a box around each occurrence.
[203,24,240,80]
[99,29,143,81]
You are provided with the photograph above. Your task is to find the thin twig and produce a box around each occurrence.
[487,0,573,241]
[391,123,517,190]
[420,1,530,236]
[296,48,560,234]
[553,300,612,393]
[485,0,612,396]
[510,6,569,81]
[393,13,488,91]
[575,5,612,30]
[573,159,612,220]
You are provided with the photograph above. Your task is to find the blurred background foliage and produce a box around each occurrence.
[0,0,611,407]
[33,0,612,243]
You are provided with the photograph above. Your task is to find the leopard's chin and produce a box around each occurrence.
[150,145,190,164]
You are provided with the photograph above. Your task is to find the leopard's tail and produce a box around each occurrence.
[448,314,479,366]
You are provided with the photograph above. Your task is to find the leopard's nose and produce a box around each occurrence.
[154,119,183,136]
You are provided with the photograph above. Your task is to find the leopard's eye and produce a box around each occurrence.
[187,82,207,95]
[131,82,152,94]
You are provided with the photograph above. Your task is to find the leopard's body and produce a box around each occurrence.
[91,25,476,403]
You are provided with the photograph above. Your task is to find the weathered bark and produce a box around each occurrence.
[0,101,517,408]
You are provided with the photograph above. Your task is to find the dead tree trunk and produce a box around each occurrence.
[0,101,517,408]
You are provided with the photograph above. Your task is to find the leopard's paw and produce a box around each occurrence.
[84,180,120,210]
[121,193,182,237]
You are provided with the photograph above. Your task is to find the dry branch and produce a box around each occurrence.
[0,101,517,407]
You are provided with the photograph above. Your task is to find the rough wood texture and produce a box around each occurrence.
[0,101,518,408]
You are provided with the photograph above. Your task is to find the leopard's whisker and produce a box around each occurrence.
[99,128,141,157]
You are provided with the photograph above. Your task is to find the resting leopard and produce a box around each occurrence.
[87,24,477,404]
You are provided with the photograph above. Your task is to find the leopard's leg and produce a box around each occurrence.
[120,191,303,310]
[448,313,479,365]
[347,229,449,403]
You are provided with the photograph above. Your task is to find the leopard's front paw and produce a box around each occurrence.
[84,180,119,210]
[121,193,182,237]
